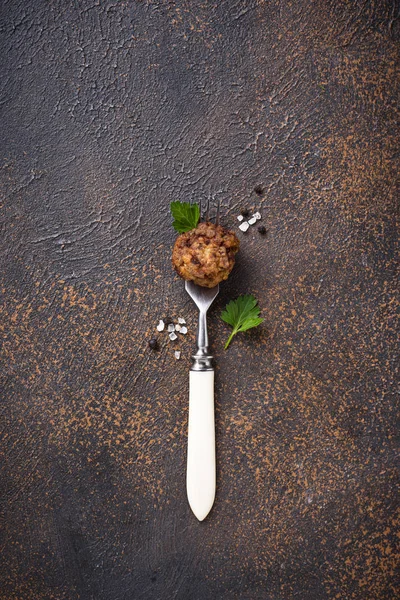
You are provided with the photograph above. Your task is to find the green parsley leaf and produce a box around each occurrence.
[221,294,264,349]
[170,201,200,233]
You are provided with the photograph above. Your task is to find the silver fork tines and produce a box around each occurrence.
[216,198,220,225]
[197,197,220,223]
[205,198,210,221]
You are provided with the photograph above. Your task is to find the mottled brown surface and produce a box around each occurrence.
[0,1,399,599]
[172,221,240,287]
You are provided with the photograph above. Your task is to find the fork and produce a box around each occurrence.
[185,199,220,521]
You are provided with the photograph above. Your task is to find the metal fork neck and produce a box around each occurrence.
[191,310,214,371]
[197,311,208,353]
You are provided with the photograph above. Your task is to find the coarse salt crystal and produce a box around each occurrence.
[239,221,249,232]
[237,215,244,222]
[174,350,181,360]
[253,212,261,220]
[156,320,165,332]
[179,326,188,335]
[169,332,177,341]
[167,324,175,333]
[248,216,257,225]
[178,317,186,324]
[175,324,181,332]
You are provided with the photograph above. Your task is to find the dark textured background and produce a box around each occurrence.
[1,1,399,598]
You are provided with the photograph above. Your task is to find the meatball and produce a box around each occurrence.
[172,221,240,288]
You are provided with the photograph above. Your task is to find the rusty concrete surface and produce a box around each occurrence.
[0,1,399,598]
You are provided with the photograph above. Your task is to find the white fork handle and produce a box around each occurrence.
[186,370,216,521]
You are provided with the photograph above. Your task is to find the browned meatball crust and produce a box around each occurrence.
[172,222,240,288]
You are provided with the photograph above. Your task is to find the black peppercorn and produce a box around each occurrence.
[241,208,250,218]
[163,317,173,326]
[258,225,267,235]
[148,338,158,350]
[254,185,264,195]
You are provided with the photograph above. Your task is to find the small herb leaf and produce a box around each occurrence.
[221,294,263,349]
[170,201,200,233]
